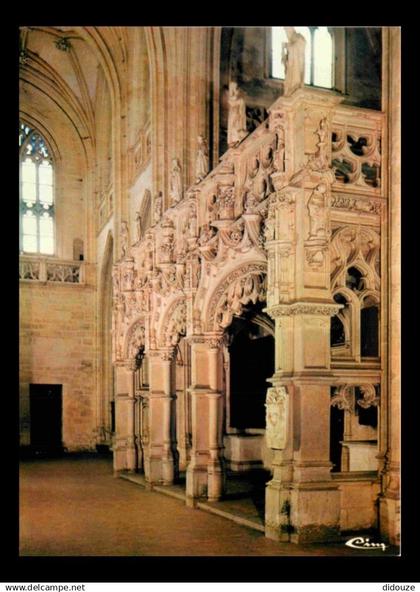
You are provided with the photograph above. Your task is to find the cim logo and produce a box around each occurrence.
[345,536,388,552]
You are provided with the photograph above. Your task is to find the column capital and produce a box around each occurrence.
[265,301,342,318]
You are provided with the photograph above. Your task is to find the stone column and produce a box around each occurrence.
[207,339,224,501]
[186,335,225,505]
[143,350,175,485]
[379,26,401,546]
[264,88,343,543]
[113,360,137,473]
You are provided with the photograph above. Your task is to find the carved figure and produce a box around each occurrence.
[169,158,183,206]
[282,27,306,97]
[135,211,142,242]
[308,183,328,239]
[154,192,163,224]
[227,82,247,147]
[120,221,129,258]
[195,135,209,183]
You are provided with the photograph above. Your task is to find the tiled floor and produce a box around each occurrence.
[19,456,398,557]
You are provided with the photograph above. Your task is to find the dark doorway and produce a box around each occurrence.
[30,384,63,456]
[228,304,275,430]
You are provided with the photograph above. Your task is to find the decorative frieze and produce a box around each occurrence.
[331,194,382,215]
[267,302,342,318]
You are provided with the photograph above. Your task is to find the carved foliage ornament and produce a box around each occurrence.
[215,272,267,329]
[164,301,187,348]
[331,385,354,412]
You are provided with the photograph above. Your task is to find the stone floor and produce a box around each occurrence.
[19,456,399,557]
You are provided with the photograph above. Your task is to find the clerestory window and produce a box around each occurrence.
[271,26,334,89]
[19,122,55,255]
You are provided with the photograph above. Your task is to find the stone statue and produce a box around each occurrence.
[135,211,142,242]
[307,183,328,239]
[120,221,129,258]
[169,158,183,206]
[282,27,306,97]
[195,135,209,183]
[154,192,163,224]
[227,82,247,147]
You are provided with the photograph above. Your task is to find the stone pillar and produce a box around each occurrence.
[113,360,137,473]
[379,26,401,546]
[143,350,175,485]
[186,335,225,505]
[265,306,341,543]
[264,88,343,543]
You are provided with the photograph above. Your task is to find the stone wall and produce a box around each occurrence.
[19,271,97,451]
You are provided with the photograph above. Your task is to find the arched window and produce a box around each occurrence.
[271,27,334,89]
[19,122,55,255]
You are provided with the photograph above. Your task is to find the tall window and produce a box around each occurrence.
[271,27,333,89]
[19,122,55,255]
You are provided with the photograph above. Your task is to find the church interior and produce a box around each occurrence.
[19,26,401,556]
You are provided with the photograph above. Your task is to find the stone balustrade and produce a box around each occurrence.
[19,255,84,284]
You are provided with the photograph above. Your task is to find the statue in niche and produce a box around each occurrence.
[154,192,163,224]
[120,221,129,258]
[169,158,183,206]
[274,128,286,172]
[282,27,306,97]
[195,135,209,183]
[135,211,142,242]
[227,82,247,147]
[307,183,329,239]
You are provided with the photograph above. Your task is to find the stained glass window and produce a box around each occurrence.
[271,27,334,89]
[19,122,55,254]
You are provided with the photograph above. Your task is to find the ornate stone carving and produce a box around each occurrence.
[282,28,306,97]
[55,37,72,52]
[215,272,267,329]
[159,217,175,264]
[308,117,330,171]
[331,194,382,215]
[274,125,286,173]
[218,185,235,220]
[126,322,146,360]
[154,192,163,224]
[357,384,380,409]
[265,386,288,449]
[46,263,81,283]
[332,128,381,189]
[169,159,183,206]
[268,302,342,318]
[195,135,209,183]
[330,225,380,291]
[331,385,353,412]
[165,301,187,348]
[227,82,247,147]
[135,211,142,242]
[121,259,135,291]
[19,259,40,281]
[120,221,129,259]
[307,183,329,240]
